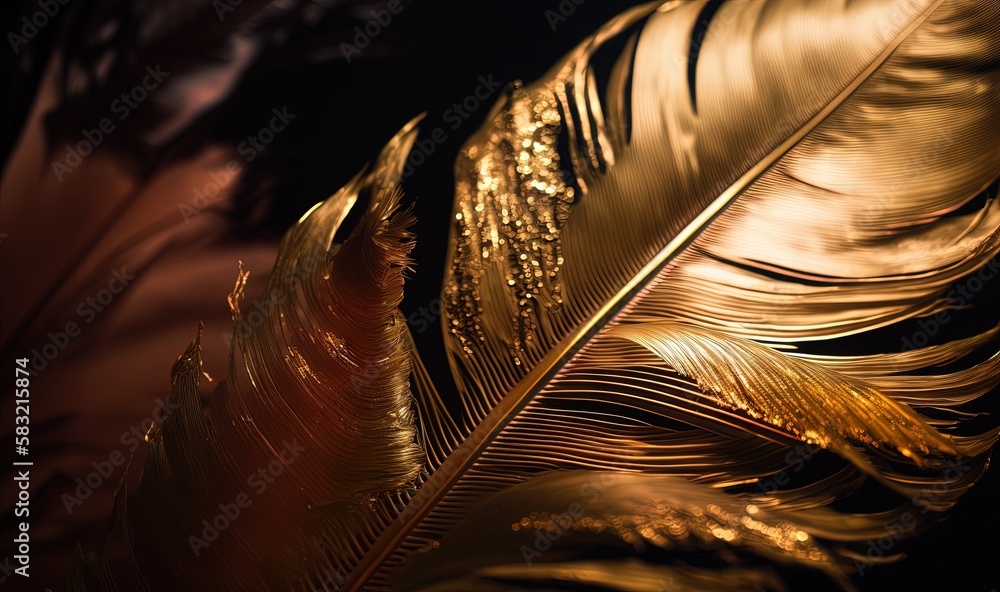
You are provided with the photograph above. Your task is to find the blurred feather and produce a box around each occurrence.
[0,0,395,583]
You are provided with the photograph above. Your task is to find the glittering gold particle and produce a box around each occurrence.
[445,84,574,356]
[519,497,830,568]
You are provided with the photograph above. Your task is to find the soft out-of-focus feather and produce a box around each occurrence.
[1,0,369,579]
[1,105,280,579]
[38,0,369,152]
[3,0,346,343]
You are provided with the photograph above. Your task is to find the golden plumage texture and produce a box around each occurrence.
[62,120,439,591]
[62,0,999,590]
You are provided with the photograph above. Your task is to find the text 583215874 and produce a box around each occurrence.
[11,357,32,579]
[14,358,30,455]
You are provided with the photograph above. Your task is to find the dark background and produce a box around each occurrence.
[2,0,998,590]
